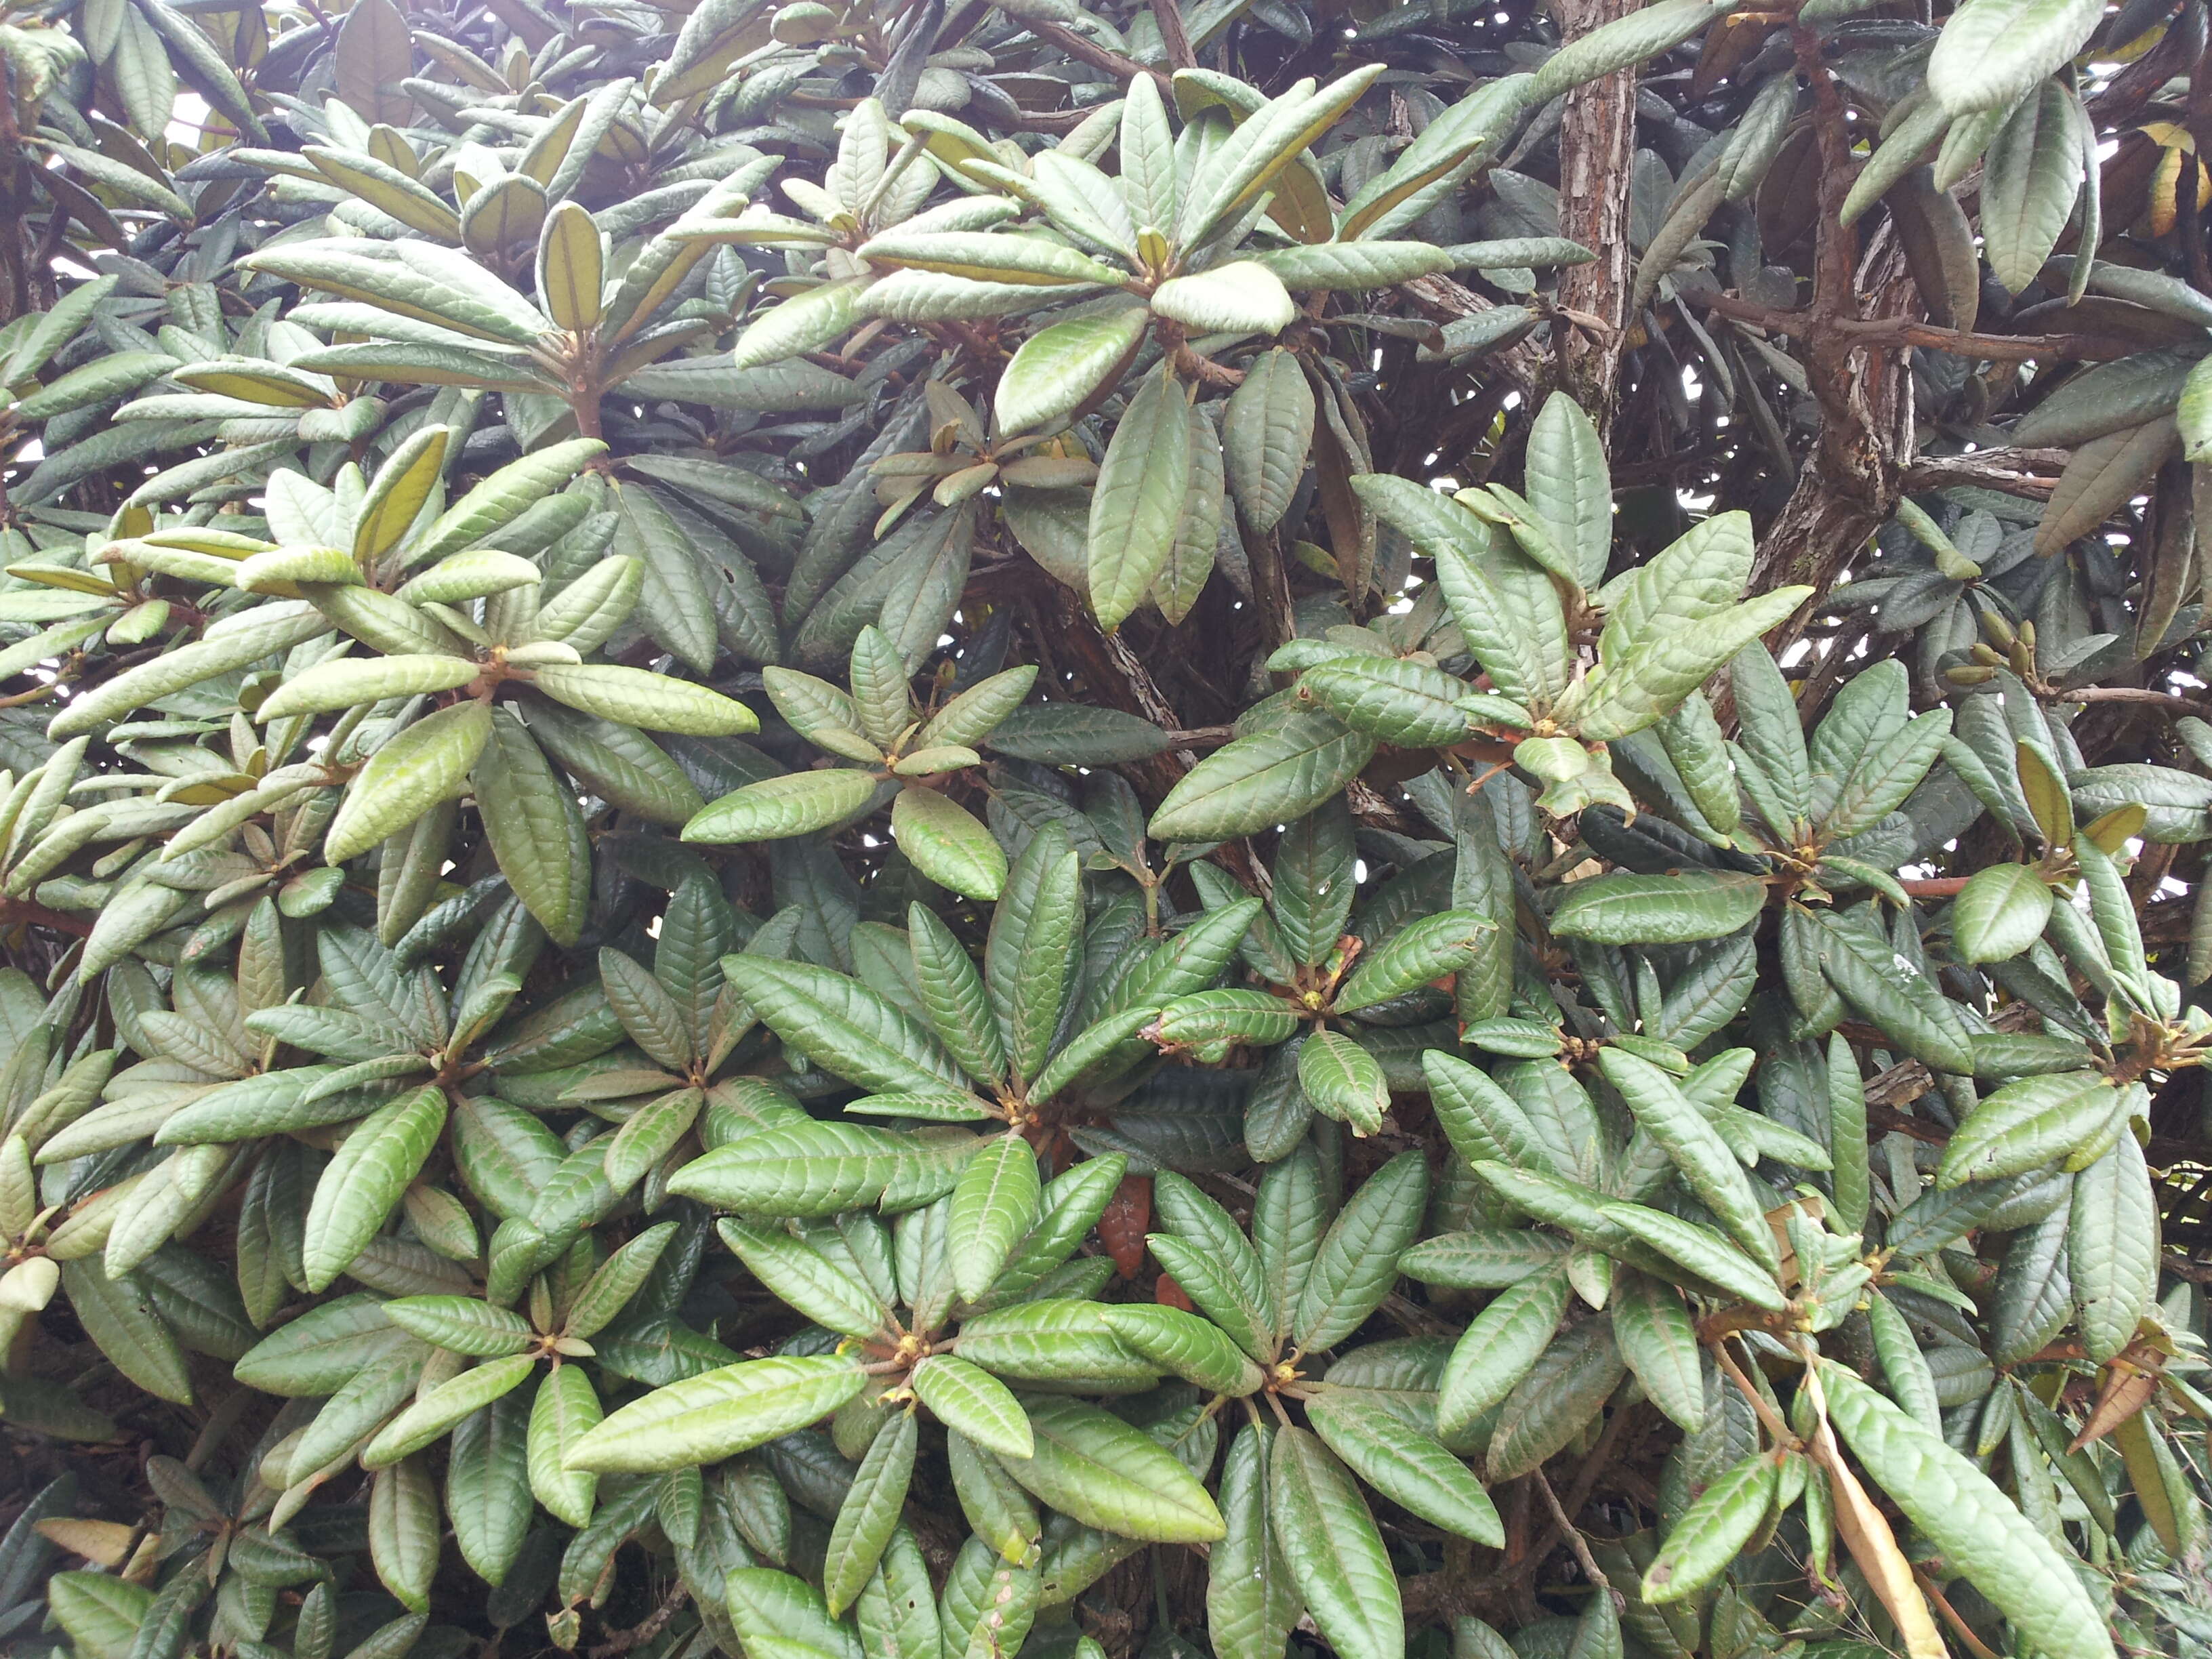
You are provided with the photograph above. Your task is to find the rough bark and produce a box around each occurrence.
[1551,0,1639,434]
[1746,228,1916,614]
[1745,33,1917,645]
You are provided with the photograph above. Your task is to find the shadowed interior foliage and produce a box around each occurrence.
[2,1,2212,1658]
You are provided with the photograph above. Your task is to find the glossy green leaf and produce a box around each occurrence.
[891,786,1007,900]
[302,1086,447,1293]
[1307,1387,1502,1544]
[363,1355,535,1469]
[1209,1422,1302,1659]
[2070,1130,2158,1361]
[532,663,759,736]
[528,1364,602,1526]
[996,309,1147,436]
[825,1409,918,1616]
[684,769,882,842]
[1436,1261,1570,1439]
[1294,1149,1426,1349]
[1609,1268,1705,1433]
[911,1355,1035,1459]
[1642,1451,1778,1603]
[1295,1030,1389,1135]
[1951,863,2055,964]
[1936,1071,2116,1187]
[726,956,966,1093]
[325,701,492,866]
[1150,710,1376,843]
[1268,1425,1401,1659]
[1000,1395,1225,1542]
[1928,0,2103,114]
[1098,1304,1265,1395]
[1597,1047,1780,1271]
[1549,870,1766,945]
[565,1354,869,1473]
[1088,363,1193,631]
[717,1217,888,1339]
[1223,348,1317,533]
[949,1132,1041,1302]
[1820,1364,2115,1659]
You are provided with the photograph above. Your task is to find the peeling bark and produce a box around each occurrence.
[1552,0,1638,434]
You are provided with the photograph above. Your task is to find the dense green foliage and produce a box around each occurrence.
[2,0,2212,1657]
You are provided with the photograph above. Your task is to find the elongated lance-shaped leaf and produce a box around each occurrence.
[1819,1363,2116,1659]
[1305,1388,1502,1544]
[301,1086,447,1292]
[1437,1262,1571,1438]
[1595,1200,1788,1311]
[721,956,966,1095]
[1929,0,2104,115]
[1551,869,1767,945]
[1610,1267,1706,1433]
[684,768,884,843]
[949,1132,1041,1303]
[891,785,1006,899]
[1224,348,1317,533]
[528,1364,601,1527]
[907,901,1007,1084]
[997,309,1147,437]
[1423,1048,1572,1180]
[996,1396,1225,1542]
[986,824,1082,1084]
[2070,1130,2159,1362]
[1210,1421,1302,1659]
[1149,711,1376,842]
[1826,1033,1871,1233]
[382,1296,536,1356]
[716,1218,887,1338]
[1268,1425,1401,1659]
[1294,1149,1427,1350]
[565,1355,869,1473]
[1088,363,1193,631]
[1642,1451,1779,1603]
[911,1355,1033,1458]
[362,1355,535,1469]
[1296,1030,1389,1136]
[1522,391,1612,589]
[1335,909,1494,1011]
[1820,916,1976,1075]
[1936,1070,2116,1188]
[50,602,331,740]
[1098,1304,1266,1395]
[671,1120,932,1216]
[824,1408,918,1616]
[1597,1048,1781,1272]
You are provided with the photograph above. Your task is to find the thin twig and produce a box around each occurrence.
[1902,447,2067,501]
[1026,20,1172,86]
[1683,288,2146,364]
[1561,1401,1637,1521]
[1148,0,1196,68]
[1159,724,1234,748]
[1530,1469,1622,1612]
[1170,341,1245,387]
[1711,1336,1793,1444]
[1917,1570,2005,1659]
[589,1584,690,1658]
[0,897,94,937]
[2063,687,2205,716]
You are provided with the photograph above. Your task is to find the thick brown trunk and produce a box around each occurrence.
[1552,0,1638,434]
[1746,34,1917,643]
[1748,237,1915,609]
